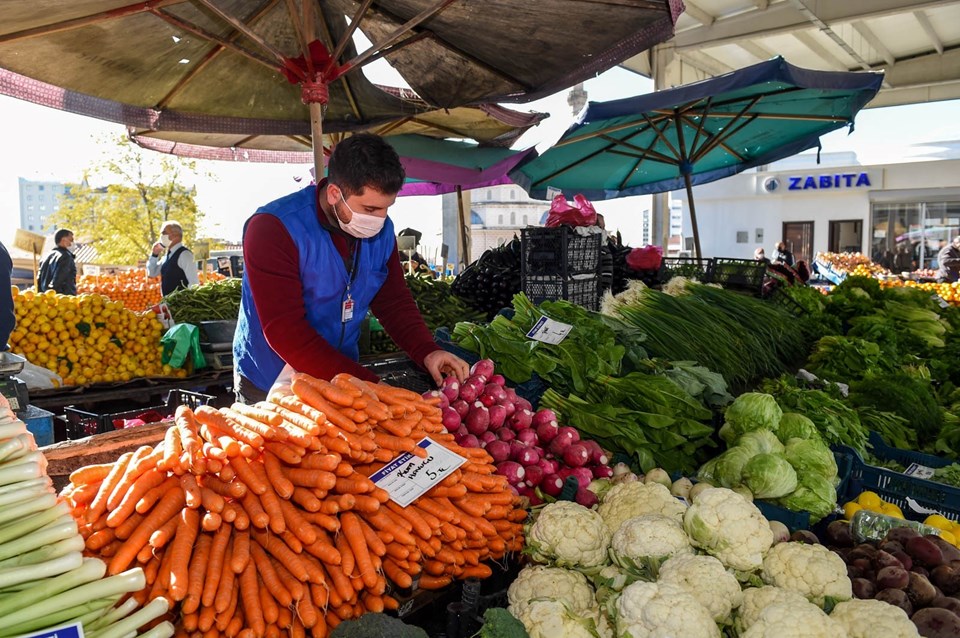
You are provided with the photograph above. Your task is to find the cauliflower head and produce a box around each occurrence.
[735,586,810,634]
[610,514,694,579]
[515,599,606,638]
[830,599,919,638]
[683,487,773,571]
[528,501,611,570]
[761,541,852,605]
[658,554,743,624]
[742,600,848,638]
[598,481,687,533]
[615,581,720,638]
[508,565,596,616]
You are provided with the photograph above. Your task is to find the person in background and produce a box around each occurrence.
[937,235,960,283]
[0,241,14,350]
[147,221,200,296]
[37,228,77,295]
[771,241,795,266]
[234,133,468,404]
[754,247,770,265]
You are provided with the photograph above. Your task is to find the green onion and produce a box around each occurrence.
[0,459,44,488]
[91,597,169,638]
[0,534,85,569]
[0,595,119,637]
[86,597,139,632]
[0,516,77,562]
[0,492,58,526]
[0,501,69,545]
[0,556,103,616]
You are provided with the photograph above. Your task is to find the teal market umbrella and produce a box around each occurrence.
[510,57,884,258]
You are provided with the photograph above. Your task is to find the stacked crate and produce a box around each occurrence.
[521,226,602,310]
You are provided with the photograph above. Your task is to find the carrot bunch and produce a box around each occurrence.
[61,372,526,638]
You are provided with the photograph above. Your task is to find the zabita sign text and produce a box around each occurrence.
[787,172,872,190]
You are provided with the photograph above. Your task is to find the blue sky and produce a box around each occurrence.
[1,61,958,252]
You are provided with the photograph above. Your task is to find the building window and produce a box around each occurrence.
[28,225,34,231]
[38,185,45,191]
[510,212,516,225]
[736,231,748,244]
[486,190,492,200]
[40,205,46,211]
[510,190,517,200]
[872,200,960,270]
[26,195,32,201]
[498,214,504,225]
[523,215,528,225]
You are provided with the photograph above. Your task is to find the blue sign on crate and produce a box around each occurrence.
[17,622,84,638]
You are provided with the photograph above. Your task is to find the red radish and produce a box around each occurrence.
[580,440,609,466]
[440,376,460,402]
[509,440,529,461]
[479,392,497,408]
[479,430,498,447]
[524,464,545,488]
[540,473,564,497]
[560,467,593,489]
[537,457,560,476]
[515,397,533,412]
[465,403,490,435]
[508,409,533,430]
[488,405,507,430]
[535,419,560,444]
[500,399,517,417]
[515,428,538,446]
[497,428,516,443]
[497,461,525,486]
[592,465,615,479]
[548,428,579,457]
[423,390,450,410]
[485,440,511,463]
[441,407,462,431]
[456,425,469,439]
[490,374,506,386]
[562,443,590,468]
[451,399,470,418]
[531,409,559,429]
[460,434,479,449]
[503,387,519,404]
[515,447,540,467]
[575,487,599,508]
[516,485,543,507]
[470,359,496,381]
[458,381,482,403]
[483,384,507,403]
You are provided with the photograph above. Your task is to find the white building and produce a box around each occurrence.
[18,178,67,233]
[672,148,960,269]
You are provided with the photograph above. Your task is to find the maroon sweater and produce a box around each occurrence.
[242,193,439,383]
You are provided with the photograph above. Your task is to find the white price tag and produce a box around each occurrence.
[369,437,467,507]
[904,463,936,480]
[931,294,950,309]
[525,315,573,345]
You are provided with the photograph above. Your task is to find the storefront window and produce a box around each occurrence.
[871,201,960,271]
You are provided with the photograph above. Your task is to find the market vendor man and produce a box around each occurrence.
[233,133,469,404]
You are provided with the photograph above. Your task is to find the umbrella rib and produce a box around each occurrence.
[314,8,363,122]
[686,96,712,157]
[283,0,313,71]
[689,95,761,164]
[406,116,470,139]
[344,0,459,72]
[598,134,677,165]
[330,0,375,67]
[683,110,849,123]
[557,112,671,146]
[642,112,682,160]
[151,7,280,71]
[193,0,288,67]
[372,117,414,136]
[678,114,745,163]
[0,0,187,44]
[285,135,312,149]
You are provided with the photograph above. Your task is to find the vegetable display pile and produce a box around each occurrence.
[498,485,900,638]
[0,393,172,638]
[60,373,525,637]
[603,279,808,390]
[427,359,615,509]
[451,239,522,319]
[162,278,242,324]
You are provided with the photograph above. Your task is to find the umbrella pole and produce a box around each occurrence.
[456,186,471,268]
[310,103,325,180]
[684,173,702,260]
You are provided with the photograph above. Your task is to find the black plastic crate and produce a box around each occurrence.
[361,355,434,394]
[766,287,808,315]
[523,274,600,311]
[64,389,214,440]
[521,226,601,278]
[659,256,713,282]
[709,258,768,295]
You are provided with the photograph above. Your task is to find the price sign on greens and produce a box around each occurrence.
[526,315,573,345]
[370,438,467,507]
[904,463,936,480]
[20,622,84,638]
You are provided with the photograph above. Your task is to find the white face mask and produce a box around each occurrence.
[334,191,386,239]
[66,243,77,254]
[159,234,172,248]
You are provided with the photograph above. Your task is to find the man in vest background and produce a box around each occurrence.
[37,228,77,295]
[148,221,200,296]
[234,133,469,404]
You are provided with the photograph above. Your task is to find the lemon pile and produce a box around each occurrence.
[843,491,960,547]
[7,288,185,386]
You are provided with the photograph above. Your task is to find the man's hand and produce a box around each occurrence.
[151,242,164,257]
[423,350,470,387]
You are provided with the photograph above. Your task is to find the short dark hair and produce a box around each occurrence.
[327,133,405,196]
[55,229,73,245]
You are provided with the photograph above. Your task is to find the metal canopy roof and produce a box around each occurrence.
[622,0,960,108]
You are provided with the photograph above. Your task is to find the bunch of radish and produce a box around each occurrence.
[424,359,614,508]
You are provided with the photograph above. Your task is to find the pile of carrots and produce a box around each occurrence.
[61,372,526,638]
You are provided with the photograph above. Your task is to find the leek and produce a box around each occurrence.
[0,482,54,509]
[0,475,51,498]
[0,501,69,544]
[0,534,85,569]
[0,421,27,440]
[0,516,77,561]
[0,556,103,616]
[0,550,83,590]
[92,597,169,638]
[0,460,43,487]
[86,597,139,632]
[0,433,33,463]
[0,492,58,526]
[0,595,119,637]
[137,621,175,638]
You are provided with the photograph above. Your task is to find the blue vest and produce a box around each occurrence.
[234,185,394,391]
[160,245,189,296]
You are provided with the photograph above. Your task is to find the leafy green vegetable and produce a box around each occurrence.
[474,608,530,638]
[848,370,942,447]
[713,446,756,488]
[741,453,798,499]
[783,438,838,484]
[662,361,734,408]
[856,407,917,451]
[737,430,785,456]
[719,393,782,444]
[777,474,837,523]
[329,613,429,638]
[777,413,819,443]
[805,336,890,382]
[760,376,868,454]
[163,278,242,323]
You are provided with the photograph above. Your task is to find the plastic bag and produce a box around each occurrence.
[14,361,63,390]
[545,193,598,228]
[161,323,207,370]
[626,245,663,271]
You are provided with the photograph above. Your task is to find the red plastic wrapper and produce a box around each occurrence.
[626,245,663,271]
[545,194,598,228]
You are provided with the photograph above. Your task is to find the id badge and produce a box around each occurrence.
[341,296,354,323]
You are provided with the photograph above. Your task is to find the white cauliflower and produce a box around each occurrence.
[735,586,811,634]
[610,514,694,579]
[742,600,848,638]
[658,554,743,624]
[507,565,596,617]
[683,487,774,571]
[615,581,720,638]
[761,541,852,605]
[830,599,920,638]
[528,501,611,570]
[597,482,687,533]
[514,599,606,638]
